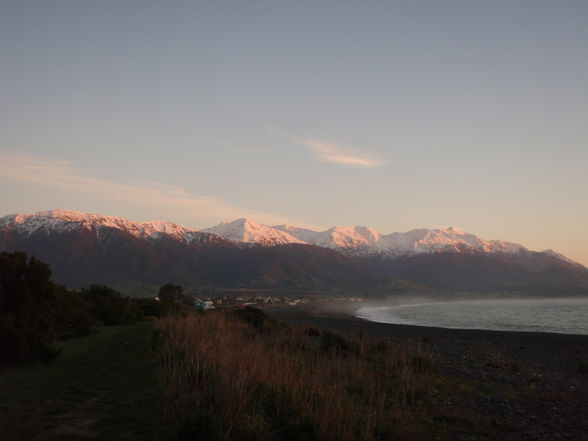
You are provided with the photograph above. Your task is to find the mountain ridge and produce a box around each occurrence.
[206,216,572,266]
[1,209,583,267]
[1,209,587,293]
[203,218,306,246]
[0,209,219,245]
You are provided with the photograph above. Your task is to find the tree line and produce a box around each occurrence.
[0,251,166,366]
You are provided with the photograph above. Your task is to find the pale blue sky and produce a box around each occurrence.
[1,1,587,264]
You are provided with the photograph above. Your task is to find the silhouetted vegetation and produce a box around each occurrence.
[158,283,184,302]
[0,252,59,365]
[234,304,276,331]
[52,286,98,339]
[0,252,159,366]
[80,285,142,326]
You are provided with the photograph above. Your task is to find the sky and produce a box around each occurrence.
[1,1,587,265]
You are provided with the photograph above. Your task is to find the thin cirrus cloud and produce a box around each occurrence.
[270,129,388,168]
[302,138,388,168]
[0,150,312,228]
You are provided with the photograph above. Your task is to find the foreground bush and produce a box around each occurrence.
[1,251,149,365]
[0,252,59,365]
[79,285,142,326]
[157,308,434,441]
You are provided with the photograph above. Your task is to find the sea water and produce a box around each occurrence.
[356,299,588,335]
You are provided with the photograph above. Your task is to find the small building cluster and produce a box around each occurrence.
[188,294,313,310]
[153,286,365,312]
[193,299,215,311]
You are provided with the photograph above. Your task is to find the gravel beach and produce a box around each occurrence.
[266,302,588,441]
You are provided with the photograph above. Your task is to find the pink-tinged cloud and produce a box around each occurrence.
[270,129,388,168]
[302,138,388,168]
[0,150,316,228]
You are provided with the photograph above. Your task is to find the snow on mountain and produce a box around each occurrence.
[226,219,531,257]
[1,210,577,266]
[324,226,382,248]
[275,224,382,249]
[272,225,321,243]
[376,227,528,255]
[276,224,528,256]
[0,209,215,245]
[204,218,306,246]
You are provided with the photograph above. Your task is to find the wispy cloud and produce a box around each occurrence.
[270,129,388,168]
[302,138,388,168]
[0,151,312,228]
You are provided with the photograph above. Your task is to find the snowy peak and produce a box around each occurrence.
[0,209,215,245]
[378,228,527,255]
[208,219,533,257]
[275,223,528,256]
[312,226,382,249]
[329,226,382,247]
[273,224,382,248]
[204,218,306,246]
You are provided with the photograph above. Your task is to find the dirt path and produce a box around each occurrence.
[0,323,161,441]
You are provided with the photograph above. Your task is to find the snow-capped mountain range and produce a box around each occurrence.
[2,210,587,292]
[0,209,218,246]
[0,209,572,263]
[206,218,530,257]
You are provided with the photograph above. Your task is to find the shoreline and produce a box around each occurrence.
[266,300,588,342]
[354,298,588,336]
[265,301,588,441]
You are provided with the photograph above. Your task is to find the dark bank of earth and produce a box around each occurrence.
[0,322,161,441]
[267,304,588,441]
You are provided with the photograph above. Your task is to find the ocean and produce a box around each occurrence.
[355,299,588,335]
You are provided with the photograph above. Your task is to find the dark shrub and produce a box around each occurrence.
[52,287,99,339]
[0,252,57,365]
[303,327,321,337]
[234,306,275,331]
[79,285,142,326]
[320,331,358,355]
[0,252,148,365]
[158,284,183,302]
[132,297,166,318]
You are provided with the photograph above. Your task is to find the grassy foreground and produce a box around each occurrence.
[1,309,441,441]
[157,309,441,441]
[4,308,553,441]
[0,322,162,441]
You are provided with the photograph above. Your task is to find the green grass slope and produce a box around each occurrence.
[0,322,162,441]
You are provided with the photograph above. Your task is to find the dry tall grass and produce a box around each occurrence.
[156,309,434,441]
